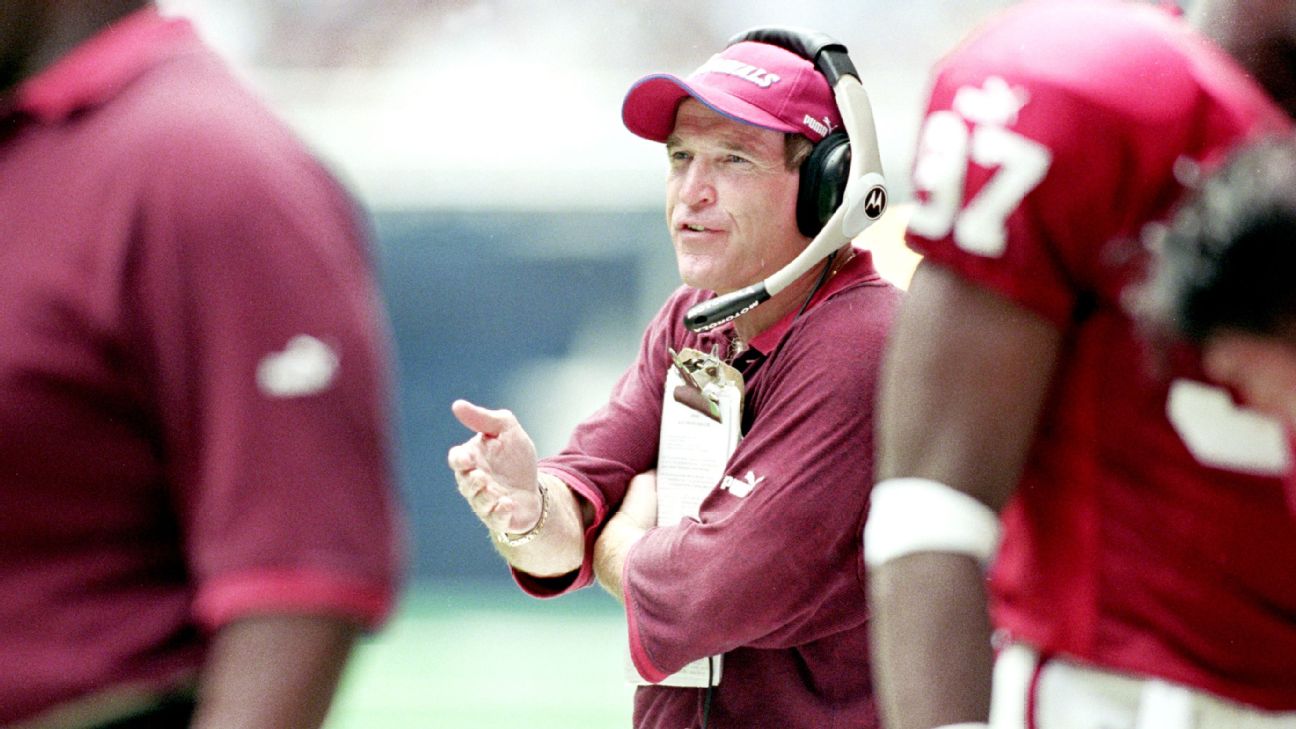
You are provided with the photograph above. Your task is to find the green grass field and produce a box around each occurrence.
[325,579,635,728]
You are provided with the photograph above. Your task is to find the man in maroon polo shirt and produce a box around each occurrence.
[449,37,900,728]
[0,3,404,728]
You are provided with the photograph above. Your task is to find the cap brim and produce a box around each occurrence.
[621,74,801,143]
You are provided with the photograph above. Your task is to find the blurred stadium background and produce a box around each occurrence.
[154,1,1013,725]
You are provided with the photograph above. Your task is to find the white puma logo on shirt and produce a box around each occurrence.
[719,471,764,498]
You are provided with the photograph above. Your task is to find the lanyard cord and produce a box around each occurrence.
[795,250,838,320]
[700,656,715,728]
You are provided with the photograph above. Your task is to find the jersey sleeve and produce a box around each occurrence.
[621,286,896,679]
[904,6,1208,327]
[128,106,404,631]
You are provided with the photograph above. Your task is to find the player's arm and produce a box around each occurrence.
[866,260,1061,729]
[191,615,357,729]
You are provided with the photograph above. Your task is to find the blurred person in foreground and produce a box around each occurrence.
[448,34,900,728]
[864,0,1296,727]
[1141,134,1296,453]
[0,2,404,727]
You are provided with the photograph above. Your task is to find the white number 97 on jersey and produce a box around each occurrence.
[907,107,1052,258]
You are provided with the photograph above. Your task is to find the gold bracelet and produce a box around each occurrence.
[495,479,549,547]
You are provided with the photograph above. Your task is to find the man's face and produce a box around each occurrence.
[1203,330,1296,429]
[664,99,805,294]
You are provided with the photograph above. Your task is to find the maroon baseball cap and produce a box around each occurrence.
[622,41,841,144]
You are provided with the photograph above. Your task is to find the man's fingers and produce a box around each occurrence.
[484,496,516,531]
[472,485,514,531]
[457,468,493,501]
[471,483,501,516]
[455,469,510,525]
[447,443,477,472]
[449,399,540,534]
[451,399,514,438]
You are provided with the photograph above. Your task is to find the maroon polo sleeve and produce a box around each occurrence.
[516,292,697,597]
[127,90,404,630]
[903,21,1283,330]
[623,284,898,679]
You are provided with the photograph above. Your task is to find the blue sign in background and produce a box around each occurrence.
[372,209,677,579]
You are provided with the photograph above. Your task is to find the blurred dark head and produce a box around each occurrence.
[1192,0,1296,118]
[0,1,147,94]
[0,1,49,92]
[1141,134,1296,345]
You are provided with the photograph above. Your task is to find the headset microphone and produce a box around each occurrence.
[683,27,888,332]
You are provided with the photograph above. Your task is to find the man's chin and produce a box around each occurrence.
[681,274,738,295]
[677,257,764,294]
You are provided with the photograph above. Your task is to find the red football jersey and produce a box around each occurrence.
[906,0,1296,710]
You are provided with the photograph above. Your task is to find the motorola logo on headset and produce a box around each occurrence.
[863,185,887,220]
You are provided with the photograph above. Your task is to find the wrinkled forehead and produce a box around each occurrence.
[667,98,788,151]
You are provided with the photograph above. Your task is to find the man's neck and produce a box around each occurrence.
[731,246,851,344]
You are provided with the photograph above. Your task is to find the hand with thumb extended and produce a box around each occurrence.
[447,399,543,536]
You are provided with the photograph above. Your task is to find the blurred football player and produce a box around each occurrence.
[865,0,1296,727]
[0,2,404,727]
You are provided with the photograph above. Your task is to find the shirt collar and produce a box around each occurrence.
[14,6,200,124]
[744,246,881,355]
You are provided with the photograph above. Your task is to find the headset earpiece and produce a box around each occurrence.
[797,131,851,238]
[723,27,863,239]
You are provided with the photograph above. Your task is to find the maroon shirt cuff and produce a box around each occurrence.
[623,537,670,683]
[193,568,396,631]
[510,466,608,598]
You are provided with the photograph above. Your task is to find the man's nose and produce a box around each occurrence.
[677,162,716,207]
